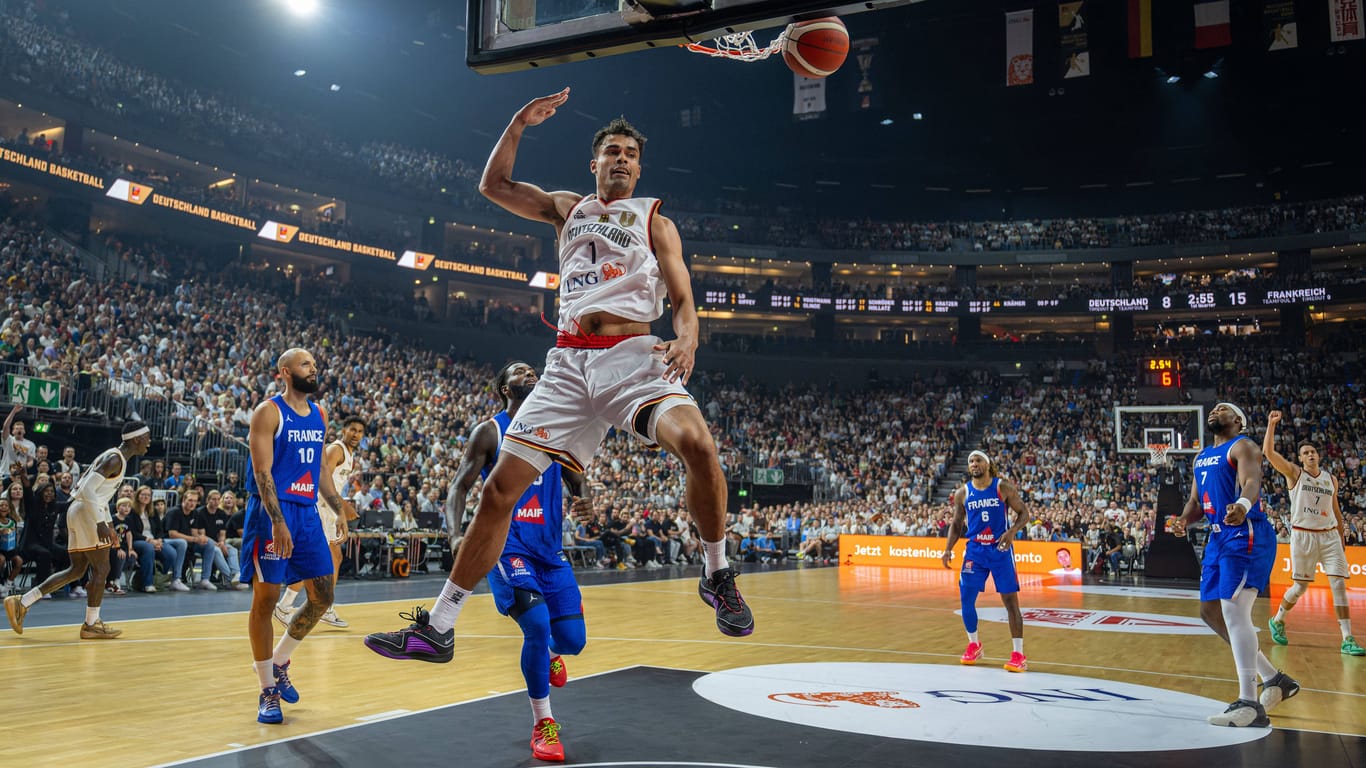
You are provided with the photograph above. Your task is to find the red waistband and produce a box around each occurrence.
[556,331,643,349]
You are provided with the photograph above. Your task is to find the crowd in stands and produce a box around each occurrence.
[2,198,1366,599]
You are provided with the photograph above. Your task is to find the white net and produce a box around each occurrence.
[681,26,789,61]
[1147,443,1171,468]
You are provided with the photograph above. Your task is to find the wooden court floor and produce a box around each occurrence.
[2,565,1363,767]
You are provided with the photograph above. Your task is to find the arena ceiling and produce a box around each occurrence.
[43,0,1366,219]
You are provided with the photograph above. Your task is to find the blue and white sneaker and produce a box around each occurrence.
[257,686,283,724]
[274,661,299,704]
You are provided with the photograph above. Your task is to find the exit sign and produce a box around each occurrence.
[6,375,61,409]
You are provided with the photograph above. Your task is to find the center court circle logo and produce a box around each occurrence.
[963,607,1215,634]
[691,663,1269,751]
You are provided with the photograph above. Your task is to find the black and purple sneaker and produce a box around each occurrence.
[699,567,755,637]
[363,605,455,663]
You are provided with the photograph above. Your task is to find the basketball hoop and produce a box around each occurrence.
[681,26,789,62]
[1147,443,1171,468]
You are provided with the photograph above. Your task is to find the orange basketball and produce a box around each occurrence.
[783,17,849,79]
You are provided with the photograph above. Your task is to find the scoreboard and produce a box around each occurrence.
[1140,358,1181,389]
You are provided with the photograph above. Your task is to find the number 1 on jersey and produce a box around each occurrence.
[589,240,597,265]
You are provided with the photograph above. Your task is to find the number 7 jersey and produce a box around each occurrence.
[245,394,326,505]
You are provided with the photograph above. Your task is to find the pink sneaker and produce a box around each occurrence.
[960,641,983,665]
[1004,651,1028,672]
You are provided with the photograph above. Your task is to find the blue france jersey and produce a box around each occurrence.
[964,477,1008,545]
[246,395,326,504]
[1193,435,1264,545]
[485,411,565,560]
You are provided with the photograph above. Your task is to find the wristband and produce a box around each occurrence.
[1234,497,1252,513]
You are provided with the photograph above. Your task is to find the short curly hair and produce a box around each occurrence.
[592,117,647,157]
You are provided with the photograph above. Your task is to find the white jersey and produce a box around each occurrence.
[319,440,356,515]
[1288,467,1337,531]
[556,195,665,332]
[71,448,127,524]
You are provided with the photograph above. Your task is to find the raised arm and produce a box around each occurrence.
[1262,410,1299,486]
[2,404,18,440]
[444,420,500,542]
[478,88,582,226]
[651,213,698,385]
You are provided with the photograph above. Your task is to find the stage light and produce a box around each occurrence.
[1203,70,1218,79]
[330,84,341,91]
[880,118,894,126]
[284,0,319,17]
[1165,75,1181,84]
[294,69,307,77]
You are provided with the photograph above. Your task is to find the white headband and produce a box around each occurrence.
[121,426,150,440]
[968,450,991,465]
[1214,402,1247,433]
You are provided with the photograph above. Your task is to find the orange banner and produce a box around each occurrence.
[839,535,1083,576]
[1271,542,1366,585]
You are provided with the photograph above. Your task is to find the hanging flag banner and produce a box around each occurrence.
[852,37,879,111]
[1006,9,1035,86]
[1329,0,1364,41]
[1194,0,1232,48]
[793,72,826,121]
[1128,0,1152,58]
[1059,2,1090,78]
[1263,0,1298,50]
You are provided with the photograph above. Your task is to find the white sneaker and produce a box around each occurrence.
[197,580,217,591]
[320,607,348,628]
[143,586,157,593]
[72,586,87,597]
[232,581,250,591]
[273,602,295,627]
[170,580,191,592]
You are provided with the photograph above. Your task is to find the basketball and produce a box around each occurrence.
[783,17,849,79]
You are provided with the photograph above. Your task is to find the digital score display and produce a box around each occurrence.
[1141,358,1181,388]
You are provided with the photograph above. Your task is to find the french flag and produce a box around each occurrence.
[1194,0,1231,48]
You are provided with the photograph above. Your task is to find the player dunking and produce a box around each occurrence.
[1263,410,1364,655]
[368,361,591,761]
[368,89,752,655]
[942,450,1031,672]
[242,348,347,724]
[1174,402,1299,727]
[276,416,365,629]
[4,422,150,638]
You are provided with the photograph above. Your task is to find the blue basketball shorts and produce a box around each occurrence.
[1199,519,1276,601]
[487,550,583,619]
[960,541,1021,594]
[240,496,334,585]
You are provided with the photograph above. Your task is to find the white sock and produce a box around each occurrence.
[1255,652,1277,681]
[253,659,275,689]
[967,631,979,644]
[272,633,303,666]
[1273,607,1287,623]
[1222,591,1261,701]
[701,539,728,578]
[1342,618,1354,640]
[530,695,553,723]
[20,587,41,608]
[85,606,100,625]
[1012,637,1024,654]
[429,579,472,634]
[279,587,300,608]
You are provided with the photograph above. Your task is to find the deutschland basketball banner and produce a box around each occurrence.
[1005,9,1034,86]
[1263,1,1298,50]
[1059,2,1090,79]
[1329,0,1365,41]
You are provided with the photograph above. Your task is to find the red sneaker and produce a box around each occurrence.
[531,717,565,762]
[1004,651,1028,673]
[549,655,567,688]
[959,641,983,665]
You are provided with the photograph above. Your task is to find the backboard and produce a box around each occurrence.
[468,0,925,74]
[1114,405,1205,457]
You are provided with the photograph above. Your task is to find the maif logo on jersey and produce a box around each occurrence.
[515,498,545,525]
[286,471,315,498]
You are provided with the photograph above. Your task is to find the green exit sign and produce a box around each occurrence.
[32,423,50,434]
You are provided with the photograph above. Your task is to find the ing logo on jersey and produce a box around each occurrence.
[601,262,625,280]
[534,427,550,440]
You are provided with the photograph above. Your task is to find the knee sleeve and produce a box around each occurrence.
[1330,577,1349,608]
[513,601,552,699]
[550,615,587,657]
[959,582,979,633]
[1282,581,1308,606]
